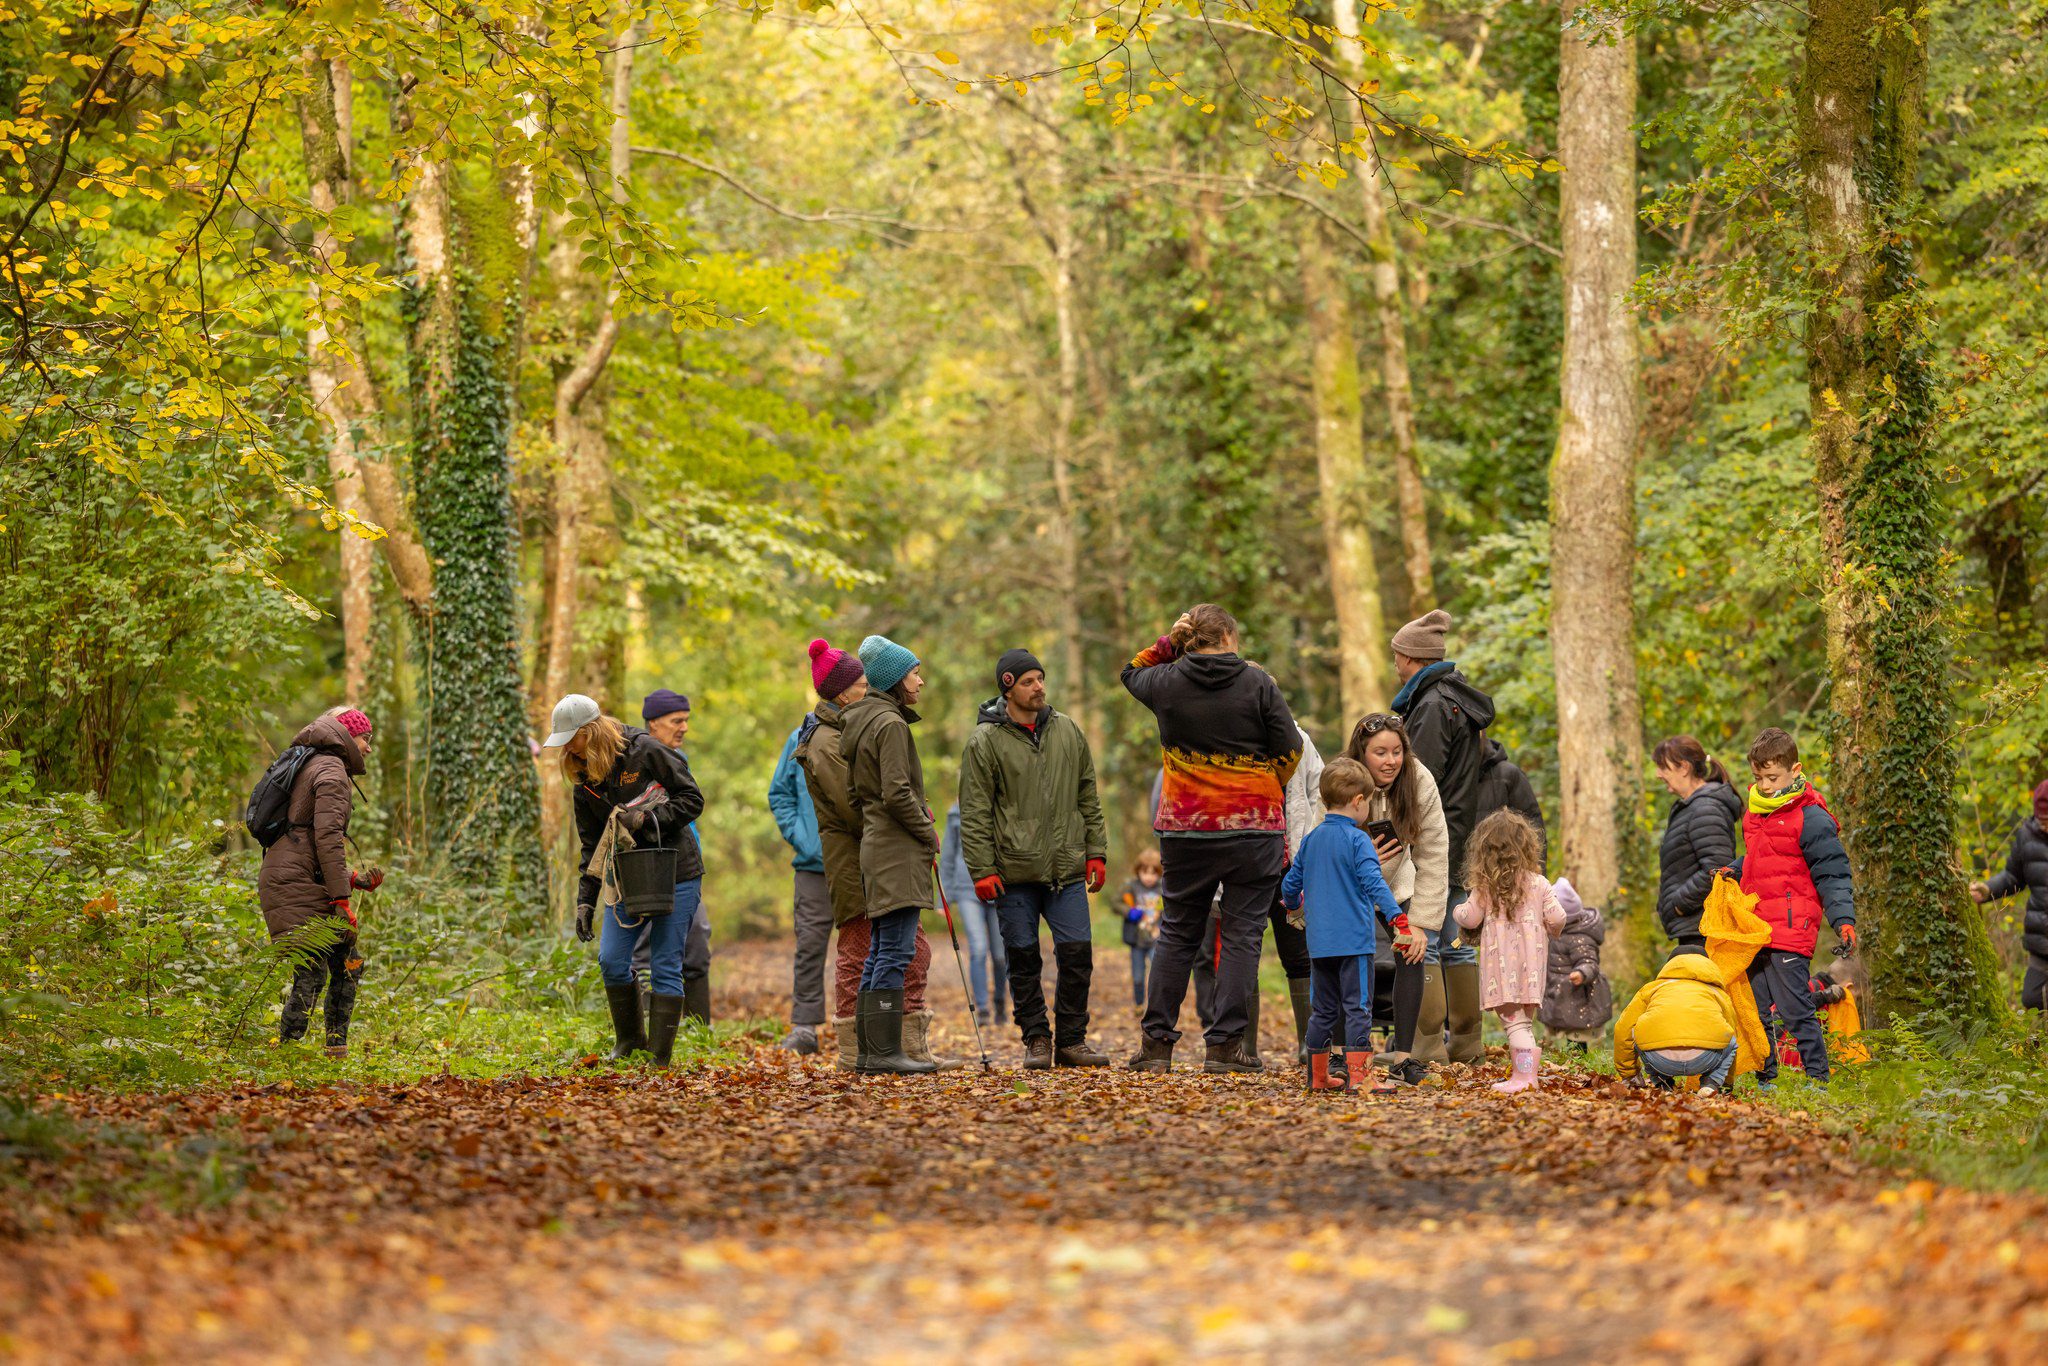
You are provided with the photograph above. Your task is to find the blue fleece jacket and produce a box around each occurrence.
[1281,813,1405,958]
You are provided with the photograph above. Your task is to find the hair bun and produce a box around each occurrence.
[808,638,829,660]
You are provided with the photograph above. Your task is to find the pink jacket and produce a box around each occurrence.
[1454,871,1565,1010]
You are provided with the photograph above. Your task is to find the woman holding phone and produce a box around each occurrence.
[1346,712,1449,1085]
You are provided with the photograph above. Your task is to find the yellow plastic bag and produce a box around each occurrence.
[1701,874,1773,1077]
[1825,984,1870,1064]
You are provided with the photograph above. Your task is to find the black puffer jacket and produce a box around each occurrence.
[1391,664,1495,887]
[1655,780,1741,942]
[1475,738,1546,867]
[572,727,706,910]
[1985,817,2048,961]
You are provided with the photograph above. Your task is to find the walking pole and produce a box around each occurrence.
[932,867,994,1071]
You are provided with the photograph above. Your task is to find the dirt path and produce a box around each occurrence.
[5,938,2046,1363]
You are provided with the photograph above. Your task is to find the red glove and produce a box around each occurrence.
[1837,922,1858,952]
[1392,912,1410,937]
[1085,858,1106,893]
[351,866,384,892]
[331,897,356,928]
[974,875,1005,903]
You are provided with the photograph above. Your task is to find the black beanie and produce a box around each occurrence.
[996,648,1044,696]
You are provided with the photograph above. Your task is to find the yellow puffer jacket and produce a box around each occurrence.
[1612,954,1738,1079]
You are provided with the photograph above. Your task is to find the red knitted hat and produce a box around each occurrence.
[808,639,864,699]
[334,708,372,738]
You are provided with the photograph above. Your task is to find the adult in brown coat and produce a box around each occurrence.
[257,710,379,1055]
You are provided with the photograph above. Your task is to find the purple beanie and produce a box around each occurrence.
[809,638,865,699]
[641,689,690,723]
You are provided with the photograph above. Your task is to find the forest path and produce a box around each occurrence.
[5,939,2047,1363]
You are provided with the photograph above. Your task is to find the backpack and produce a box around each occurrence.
[245,745,314,847]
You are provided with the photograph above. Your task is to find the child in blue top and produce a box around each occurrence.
[1282,757,1407,1094]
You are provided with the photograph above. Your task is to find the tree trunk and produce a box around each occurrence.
[1332,0,1435,610]
[1301,216,1393,722]
[1550,3,1643,906]
[403,150,545,906]
[1801,0,2004,1022]
[297,54,433,698]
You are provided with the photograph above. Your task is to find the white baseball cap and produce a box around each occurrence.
[541,693,601,748]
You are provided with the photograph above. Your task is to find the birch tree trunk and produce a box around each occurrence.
[1331,0,1435,609]
[1801,0,2004,1021]
[1301,216,1393,721]
[1550,2,1642,905]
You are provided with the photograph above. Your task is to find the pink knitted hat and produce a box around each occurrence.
[334,708,372,738]
[808,638,865,699]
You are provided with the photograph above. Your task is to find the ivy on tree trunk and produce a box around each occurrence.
[1801,1,2003,1024]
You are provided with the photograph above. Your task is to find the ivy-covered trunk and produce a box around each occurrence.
[1800,2,2003,1023]
[404,158,545,904]
[1550,3,1642,908]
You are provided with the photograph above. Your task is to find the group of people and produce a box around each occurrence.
[249,604,2048,1080]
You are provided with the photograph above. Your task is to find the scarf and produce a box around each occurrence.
[1391,659,1456,715]
[1746,779,1808,817]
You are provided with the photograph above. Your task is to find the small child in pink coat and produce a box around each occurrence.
[1454,810,1565,1093]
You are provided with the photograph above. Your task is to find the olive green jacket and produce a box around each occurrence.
[839,690,939,917]
[957,699,1107,887]
[793,703,867,927]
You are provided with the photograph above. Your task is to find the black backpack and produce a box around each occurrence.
[245,745,314,847]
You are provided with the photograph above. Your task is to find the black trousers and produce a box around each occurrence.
[280,934,364,1047]
[1749,948,1827,1083]
[1144,834,1284,1047]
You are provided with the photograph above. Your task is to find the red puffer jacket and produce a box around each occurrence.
[1735,784,1855,955]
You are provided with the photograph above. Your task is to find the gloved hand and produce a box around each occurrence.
[1391,914,1424,964]
[1837,922,1859,953]
[351,866,384,892]
[1085,858,1106,893]
[974,875,1004,903]
[331,897,355,928]
[1286,905,1306,931]
[617,807,651,836]
[575,901,596,943]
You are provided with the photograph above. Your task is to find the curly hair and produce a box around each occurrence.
[1464,809,1544,920]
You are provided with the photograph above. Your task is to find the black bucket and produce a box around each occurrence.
[612,845,677,918]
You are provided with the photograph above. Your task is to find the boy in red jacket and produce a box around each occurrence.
[1730,728,1857,1084]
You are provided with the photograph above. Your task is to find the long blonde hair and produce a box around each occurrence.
[561,715,626,785]
[1464,809,1543,919]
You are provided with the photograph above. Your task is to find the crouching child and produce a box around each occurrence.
[1281,758,1407,1094]
[1613,947,1739,1094]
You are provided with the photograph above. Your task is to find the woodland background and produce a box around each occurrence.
[2,0,2046,1134]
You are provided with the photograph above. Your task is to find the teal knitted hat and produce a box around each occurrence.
[858,634,918,693]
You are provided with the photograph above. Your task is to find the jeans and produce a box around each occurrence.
[836,916,931,1017]
[950,888,1001,1015]
[601,879,701,995]
[1304,954,1373,1052]
[998,881,1093,1044]
[860,907,922,993]
[1749,948,1828,1083]
[1423,890,1479,967]
[1644,1040,1738,1089]
[1130,945,1152,1006]
[1144,834,1284,1047]
[788,870,834,1026]
[635,898,710,987]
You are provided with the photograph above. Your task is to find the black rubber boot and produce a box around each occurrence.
[683,977,711,1026]
[605,982,645,1060]
[1289,978,1312,1065]
[1239,988,1263,1068]
[647,993,685,1067]
[1126,1035,1173,1072]
[855,990,936,1075]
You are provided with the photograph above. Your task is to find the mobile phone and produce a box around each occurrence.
[1365,820,1400,846]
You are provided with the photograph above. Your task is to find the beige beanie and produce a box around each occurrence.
[1391,609,1451,662]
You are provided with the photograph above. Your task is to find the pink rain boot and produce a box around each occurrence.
[1491,1046,1540,1094]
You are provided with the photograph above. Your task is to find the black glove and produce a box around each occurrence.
[575,901,596,943]
[617,807,651,836]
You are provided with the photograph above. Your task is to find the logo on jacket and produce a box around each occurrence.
[621,771,640,784]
